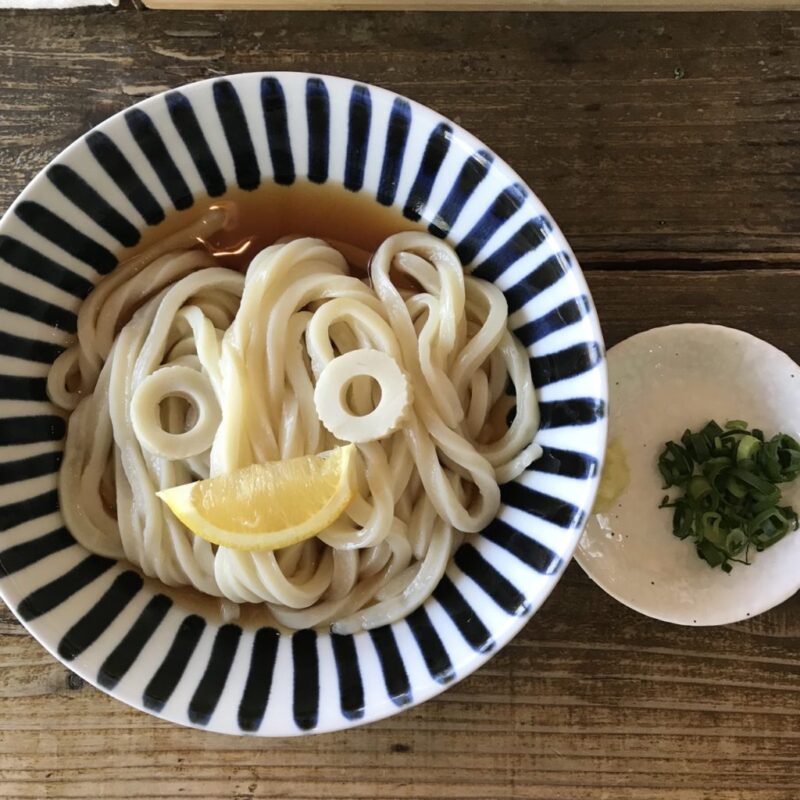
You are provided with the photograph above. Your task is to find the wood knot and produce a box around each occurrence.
[66,672,84,691]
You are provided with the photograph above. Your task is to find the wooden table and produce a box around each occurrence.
[2,6,800,799]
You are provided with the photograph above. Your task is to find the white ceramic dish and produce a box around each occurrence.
[577,323,800,626]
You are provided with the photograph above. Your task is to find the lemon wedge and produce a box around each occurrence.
[157,445,356,552]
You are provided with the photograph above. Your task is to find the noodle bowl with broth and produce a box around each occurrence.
[47,185,542,634]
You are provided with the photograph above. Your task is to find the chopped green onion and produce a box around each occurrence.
[658,441,693,487]
[725,420,748,431]
[657,420,800,572]
[725,528,747,554]
[736,435,760,462]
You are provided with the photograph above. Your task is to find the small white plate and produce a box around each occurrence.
[576,324,800,626]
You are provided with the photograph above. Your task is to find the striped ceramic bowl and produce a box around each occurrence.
[0,73,606,736]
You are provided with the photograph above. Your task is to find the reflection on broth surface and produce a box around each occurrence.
[125,180,425,273]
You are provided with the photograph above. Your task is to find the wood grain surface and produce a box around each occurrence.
[2,5,800,799]
[142,1,800,12]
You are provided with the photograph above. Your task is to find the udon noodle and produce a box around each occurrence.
[47,208,541,633]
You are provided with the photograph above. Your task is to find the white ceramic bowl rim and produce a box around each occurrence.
[0,72,607,735]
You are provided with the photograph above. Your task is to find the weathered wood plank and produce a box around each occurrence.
[587,268,800,356]
[3,7,800,800]
[143,1,800,11]
[2,9,800,267]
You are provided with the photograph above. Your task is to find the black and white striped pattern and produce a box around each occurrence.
[0,73,606,736]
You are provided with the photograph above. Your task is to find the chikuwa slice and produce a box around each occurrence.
[314,349,412,443]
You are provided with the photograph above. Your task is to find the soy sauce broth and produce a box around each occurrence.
[123,179,425,271]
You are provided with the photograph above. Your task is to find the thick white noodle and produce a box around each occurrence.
[49,221,541,632]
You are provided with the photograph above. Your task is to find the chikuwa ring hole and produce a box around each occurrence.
[342,374,383,417]
[158,393,199,434]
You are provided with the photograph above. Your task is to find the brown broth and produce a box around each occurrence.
[122,179,424,272]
